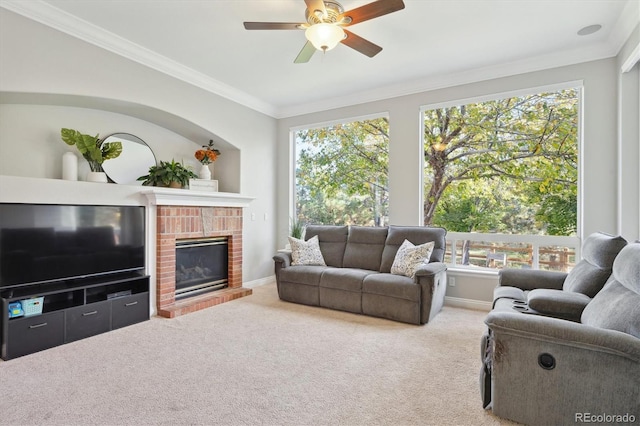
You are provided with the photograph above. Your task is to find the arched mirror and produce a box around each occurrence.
[101,133,156,185]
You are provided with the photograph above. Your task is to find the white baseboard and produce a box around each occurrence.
[444,296,492,312]
[244,275,276,288]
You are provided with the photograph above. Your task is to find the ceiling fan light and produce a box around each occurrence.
[305,23,345,52]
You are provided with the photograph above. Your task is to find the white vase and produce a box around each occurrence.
[198,163,211,180]
[87,171,108,183]
[62,152,78,181]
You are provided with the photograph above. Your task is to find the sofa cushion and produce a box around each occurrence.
[278,265,328,286]
[289,235,326,266]
[342,226,388,271]
[380,226,447,272]
[581,243,640,337]
[319,268,374,292]
[390,239,435,279]
[305,225,349,267]
[562,232,627,297]
[362,273,419,302]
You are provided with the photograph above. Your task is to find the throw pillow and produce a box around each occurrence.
[288,235,326,266]
[390,239,435,278]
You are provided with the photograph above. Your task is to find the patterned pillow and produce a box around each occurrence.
[288,235,326,266]
[390,239,435,278]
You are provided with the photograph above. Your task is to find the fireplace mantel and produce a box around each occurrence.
[142,188,254,208]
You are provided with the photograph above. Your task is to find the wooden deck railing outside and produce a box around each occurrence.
[445,232,580,272]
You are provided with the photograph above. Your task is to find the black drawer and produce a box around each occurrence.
[65,300,111,343]
[6,311,65,360]
[111,292,149,330]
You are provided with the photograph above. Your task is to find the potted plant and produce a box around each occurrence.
[60,128,122,182]
[137,160,197,188]
[194,139,221,180]
[290,216,304,239]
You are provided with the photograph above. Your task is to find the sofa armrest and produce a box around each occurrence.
[498,268,567,291]
[273,252,292,281]
[273,252,292,267]
[484,311,640,424]
[415,261,447,277]
[415,262,447,324]
[526,289,591,322]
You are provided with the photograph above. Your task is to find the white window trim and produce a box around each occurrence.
[420,82,585,263]
[290,112,390,221]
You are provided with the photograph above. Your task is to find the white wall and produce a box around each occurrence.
[0,9,278,284]
[617,24,640,241]
[0,104,213,182]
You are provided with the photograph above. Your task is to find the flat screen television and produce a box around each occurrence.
[0,203,145,289]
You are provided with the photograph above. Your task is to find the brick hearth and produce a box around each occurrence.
[156,205,252,318]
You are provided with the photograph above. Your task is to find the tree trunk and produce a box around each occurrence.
[424,152,448,225]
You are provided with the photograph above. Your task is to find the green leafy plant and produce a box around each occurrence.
[290,216,304,239]
[137,160,197,188]
[60,128,122,172]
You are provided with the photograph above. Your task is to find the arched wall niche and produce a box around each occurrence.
[0,91,241,192]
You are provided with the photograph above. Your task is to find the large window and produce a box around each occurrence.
[423,87,580,271]
[294,116,389,226]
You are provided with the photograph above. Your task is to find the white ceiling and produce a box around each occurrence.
[2,0,638,118]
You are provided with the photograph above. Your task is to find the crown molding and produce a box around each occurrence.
[0,0,278,118]
[1,0,636,120]
[277,41,617,118]
[608,0,640,56]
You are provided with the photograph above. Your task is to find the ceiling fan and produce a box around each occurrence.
[243,0,405,63]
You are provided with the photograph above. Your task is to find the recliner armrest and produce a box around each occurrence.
[273,252,292,282]
[485,311,640,359]
[414,261,447,277]
[498,268,567,291]
[527,289,591,322]
[414,262,447,324]
[273,252,292,267]
[484,311,640,425]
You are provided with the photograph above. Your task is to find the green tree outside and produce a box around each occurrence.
[295,117,389,226]
[425,89,578,235]
[295,88,578,237]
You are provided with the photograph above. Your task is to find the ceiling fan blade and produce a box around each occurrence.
[340,0,405,26]
[304,0,327,17]
[294,41,316,63]
[341,29,382,57]
[243,22,304,30]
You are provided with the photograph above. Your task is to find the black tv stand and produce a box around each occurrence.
[1,272,149,360]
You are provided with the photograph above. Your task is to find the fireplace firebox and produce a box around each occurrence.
[175,237,228,299]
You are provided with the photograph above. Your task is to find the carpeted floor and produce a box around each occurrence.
[0,283,513,425]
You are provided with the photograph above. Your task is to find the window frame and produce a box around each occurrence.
[420,81,584,271]
[290,112,391,226]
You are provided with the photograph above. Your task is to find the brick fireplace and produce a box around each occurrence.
[149,192,253,318]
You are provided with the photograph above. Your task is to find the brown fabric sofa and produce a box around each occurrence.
[273,225,447,324]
